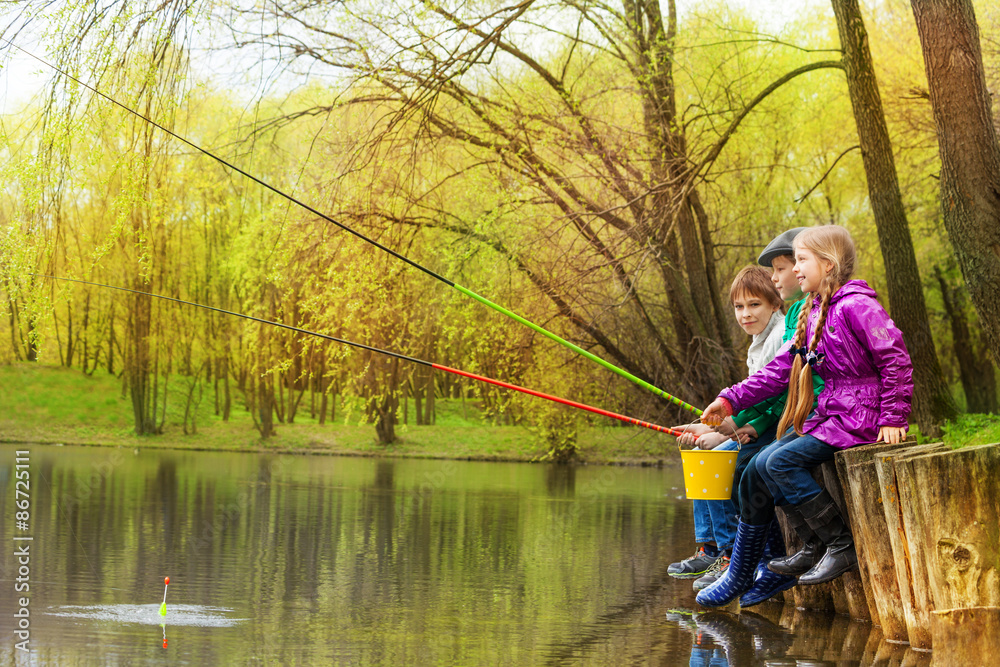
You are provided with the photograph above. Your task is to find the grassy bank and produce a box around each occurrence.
[0,362,674,464]
[4,362,996,463]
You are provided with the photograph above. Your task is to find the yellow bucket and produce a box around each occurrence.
[680,449,738,500]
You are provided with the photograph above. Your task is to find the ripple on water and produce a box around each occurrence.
[45,604,246,627]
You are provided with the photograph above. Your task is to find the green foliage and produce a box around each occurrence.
[3,0,1000,446]
[532,406,579,463]
[940,414,1000,450]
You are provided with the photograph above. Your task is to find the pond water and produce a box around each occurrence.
[0,444,929,665]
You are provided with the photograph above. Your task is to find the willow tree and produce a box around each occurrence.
[212,0,843,413]
[9,0,844,418]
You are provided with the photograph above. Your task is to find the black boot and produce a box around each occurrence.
[766,504,824,576]
[796,491,857,585]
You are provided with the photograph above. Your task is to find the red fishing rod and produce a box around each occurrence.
[35,274,685,437]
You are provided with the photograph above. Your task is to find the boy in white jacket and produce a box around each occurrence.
[668,266,785,589]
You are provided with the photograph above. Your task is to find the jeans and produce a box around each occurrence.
[690,422,776,549]
[692,454,738,549]
[738,431,836,525]
[755,432,836,505]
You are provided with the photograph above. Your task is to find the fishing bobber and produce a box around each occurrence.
[159,577,169,617]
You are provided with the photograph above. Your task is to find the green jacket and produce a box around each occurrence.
[732,298,825,436]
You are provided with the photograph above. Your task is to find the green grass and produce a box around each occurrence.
[939,413,1000,449]
[6,362,997,462]
[0,362,674,464]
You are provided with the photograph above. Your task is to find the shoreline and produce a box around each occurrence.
[0,425,680,467]
[0,362,681,466]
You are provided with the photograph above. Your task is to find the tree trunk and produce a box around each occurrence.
[126,286,157,435]
[935,266,997,413]
[65,301,74,368]
[255,374,277,438]
[911,0,1000,366]
[831,0,958,437]
[222,356,231,422]
[80,291,91,374]
[423,371,435,425]
[107,302,116,374]
[372,392,398,444]
[319,389,328,425]
[414,377,424,426]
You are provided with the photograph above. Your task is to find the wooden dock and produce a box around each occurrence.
[765,440,999,661]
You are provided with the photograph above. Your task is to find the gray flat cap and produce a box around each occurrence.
[757,227,810,266]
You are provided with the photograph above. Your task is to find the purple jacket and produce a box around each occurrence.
[720,280,913,449]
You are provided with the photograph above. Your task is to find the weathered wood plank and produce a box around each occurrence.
[836,448,881,623]
[835,441,915,639]
[929,607,1000,667]
[876,443,950,649]
[894,443,1000,611]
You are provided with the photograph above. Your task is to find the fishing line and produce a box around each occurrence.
[2,38,701,416]
[34,274,685,437]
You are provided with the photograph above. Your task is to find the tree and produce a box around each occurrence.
[830,0,958,435]
[935,266,996,414]
[910,0,1000,366]
[217,0,847,414]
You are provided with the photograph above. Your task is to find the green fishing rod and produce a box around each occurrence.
[33,274,687,437]
[6,39,701,416]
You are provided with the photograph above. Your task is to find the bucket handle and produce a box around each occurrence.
[675,419,745,453]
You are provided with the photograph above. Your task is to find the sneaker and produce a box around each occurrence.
[693,556,730,591]
[668,546,725,579]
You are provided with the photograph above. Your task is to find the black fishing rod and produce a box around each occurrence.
[3,38,701,416]
[33,274,685,436]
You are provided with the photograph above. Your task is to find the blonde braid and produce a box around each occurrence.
[776,297,813,439]
[792,286,834,434]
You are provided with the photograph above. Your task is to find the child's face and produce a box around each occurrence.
[793,246,834,294]
[770,255,801,300]
[732,292,780,336]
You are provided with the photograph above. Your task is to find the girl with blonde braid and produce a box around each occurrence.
[694,225,913,607]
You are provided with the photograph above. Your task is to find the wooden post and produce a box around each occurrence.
[835,441,915,638]
[894,443,1000,611]
[930,607,1000,667]
[875,442,949,649]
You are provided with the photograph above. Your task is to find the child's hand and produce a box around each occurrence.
[700,398,732,426]
[677,430,699,447]
[696,432,729,450]
[876,426,907,444]
[674,423,712,437]
[714,416,738,435]
[735,425,758,444]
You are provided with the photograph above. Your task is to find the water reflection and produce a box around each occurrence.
[661,605,933,667]
[0,445,939,665]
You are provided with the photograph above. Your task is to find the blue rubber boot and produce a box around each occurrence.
[740,521,797,607]
[695,521,769,607]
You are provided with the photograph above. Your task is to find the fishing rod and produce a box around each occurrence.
[33,274,686,437]
[3,39,701,417]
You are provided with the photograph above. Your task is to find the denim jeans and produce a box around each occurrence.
[691,450,738,548]
[690,424,775,549]
[755,432,837,505]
